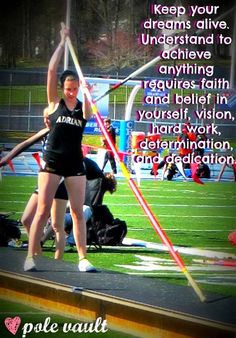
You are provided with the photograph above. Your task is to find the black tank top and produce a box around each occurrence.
[43,99,86,161]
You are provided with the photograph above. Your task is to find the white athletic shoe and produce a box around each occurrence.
[24,257,36,271]
[78,258,97,272]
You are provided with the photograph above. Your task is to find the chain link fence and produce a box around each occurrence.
[0,69,236,142]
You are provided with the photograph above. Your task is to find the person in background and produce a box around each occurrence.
[177,121,196,166]
[216,157,236,182]
[24,23,95,272]
[101,118,117,174]
[228,230,236,246]
[60,158,117,247]
[0,145,5,160]
[27,157,117,255]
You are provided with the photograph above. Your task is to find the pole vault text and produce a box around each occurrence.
[150,5,219,17]
[133,153,234,166]
[21,317,108,337]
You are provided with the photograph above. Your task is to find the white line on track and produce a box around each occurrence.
[3,209,235,221]
[9,211,235,220]
[107,203,236,208]
[0,192,30,195]
[197,280,236,286]
[2,201,235,212]
[123,272,236,276]
[122,186,235,194]
[115,194,236,200]
[0,201,27,203]
[115,214,236,218]
[5,193,233,202]
[117,264,236,272]
[131,228,235,232]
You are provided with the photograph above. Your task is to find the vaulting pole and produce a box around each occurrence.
[94,45,178,103]
[64,0,71,70]
[65,29,206,302]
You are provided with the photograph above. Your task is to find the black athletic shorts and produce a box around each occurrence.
[40,155,86,177]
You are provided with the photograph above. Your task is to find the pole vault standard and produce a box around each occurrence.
[65,31,206,302]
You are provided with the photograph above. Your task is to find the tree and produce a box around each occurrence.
[0,0,23,67]
[86,29,153,73]
[82,0,153,72]
[0,0,65,67]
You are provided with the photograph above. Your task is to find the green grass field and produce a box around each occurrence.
[0,175,236,300]
[0,85,144,106]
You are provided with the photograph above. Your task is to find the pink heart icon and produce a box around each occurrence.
[4,317,21,335]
